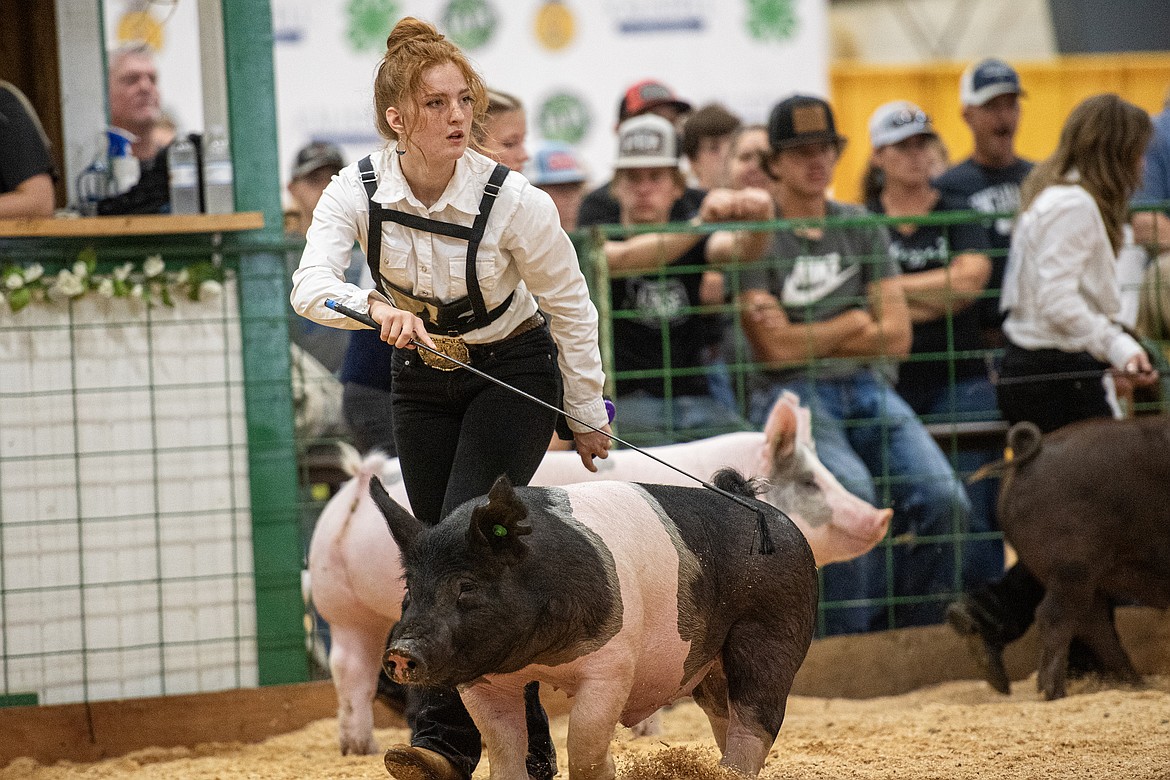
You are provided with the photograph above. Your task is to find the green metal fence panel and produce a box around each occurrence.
[221,0,307,686]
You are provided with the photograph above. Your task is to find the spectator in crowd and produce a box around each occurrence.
[861,134,950,209]
[864,100,1001,590]
[947,94,1159,694]
[0,80,55,218]
[739,94,969,635]
[107,42,164,163]
[726,124,776,195]
[286,141,356,376]
[603,113,772,443]
[681,102,742,191]
[1132,85,1170,252]
[479,88,529,170]
[578,79,702,227]
[527,141,588,233]
[286,141,398,454]
[1136,88,1170,351]
[1132,85,1170,328]
[934,58,1033,346]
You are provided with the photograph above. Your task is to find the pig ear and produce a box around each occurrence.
[468,475,531,565]
[370,475,422,552]
[762,396,799,470]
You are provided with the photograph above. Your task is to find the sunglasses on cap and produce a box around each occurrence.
[887,108,929,128]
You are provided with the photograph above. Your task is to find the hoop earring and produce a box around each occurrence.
[394,140,406,156]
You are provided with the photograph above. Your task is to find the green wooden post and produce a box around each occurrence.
[220,0,307,685]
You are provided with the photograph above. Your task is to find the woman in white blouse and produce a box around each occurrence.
[290,18,609,780]
[947,93,1157,697]
[996,92,1159,428]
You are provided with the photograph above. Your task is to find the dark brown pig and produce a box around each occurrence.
[375,469,818,779]
[988,416,1170,700]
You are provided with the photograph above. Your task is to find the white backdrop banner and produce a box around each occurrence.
[271,0,828,192]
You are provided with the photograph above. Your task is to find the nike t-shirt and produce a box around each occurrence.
[741,200,899,382]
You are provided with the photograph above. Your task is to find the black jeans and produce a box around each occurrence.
[391,322,561,780]
[995,344,1112,434]
[972,343,1114,642]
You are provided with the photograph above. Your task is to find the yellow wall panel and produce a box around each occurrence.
[829,54,1170,206]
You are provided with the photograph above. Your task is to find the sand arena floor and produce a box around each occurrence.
[3,675,1169,780]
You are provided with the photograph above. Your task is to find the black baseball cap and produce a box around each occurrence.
[290,141,345,181]
[767,94,847,151]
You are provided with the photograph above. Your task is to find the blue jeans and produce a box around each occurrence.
[615,390,749,446]
[750,370,971,635]
[899,373,1004,591]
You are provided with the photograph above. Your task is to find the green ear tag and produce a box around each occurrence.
[492,524,508,537]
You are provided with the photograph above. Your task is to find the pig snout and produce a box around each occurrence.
[383,645,423,684]
[825,493,892,563]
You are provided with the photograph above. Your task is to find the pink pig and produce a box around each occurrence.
[308,391,890,754]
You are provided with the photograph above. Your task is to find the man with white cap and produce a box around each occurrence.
[578,78,703,229]
[934,58,1033,346]
[603,112,772,444]
[866,100,1001,592]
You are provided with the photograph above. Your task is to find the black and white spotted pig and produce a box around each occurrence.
[376,470,818,780]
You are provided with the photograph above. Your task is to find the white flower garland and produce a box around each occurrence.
[1,250,228,313]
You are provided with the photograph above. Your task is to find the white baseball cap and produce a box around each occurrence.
[613,113,679,170]
[869,101,936,149]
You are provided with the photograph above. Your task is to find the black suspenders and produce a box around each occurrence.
[358,155,511,331]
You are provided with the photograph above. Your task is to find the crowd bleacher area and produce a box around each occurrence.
[288,202,1170,636]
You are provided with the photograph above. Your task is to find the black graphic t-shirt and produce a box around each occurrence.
[870,196,991,397]
[933,157,1033,331]
[610,236,712,397]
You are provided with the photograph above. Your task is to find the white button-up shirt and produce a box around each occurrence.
[291,147,607,431]
[1001,181,1143,370]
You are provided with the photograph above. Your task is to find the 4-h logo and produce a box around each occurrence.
[442,0,499,50]
[538,92,591,144]
[746,0,798,42]
[346,0,400,52]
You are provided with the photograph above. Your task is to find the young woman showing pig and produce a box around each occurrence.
[290,16,612,779]
[947,93,1159,694]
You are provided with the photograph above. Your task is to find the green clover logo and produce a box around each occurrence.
[746,0,798,42]
[346,0,400,52]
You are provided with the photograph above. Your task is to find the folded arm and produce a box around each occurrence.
[834,277,912,359]
[900,251,992,322]
[739,287,872,365]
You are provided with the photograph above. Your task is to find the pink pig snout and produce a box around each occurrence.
[821,489,893,564]
[383,646,421,684]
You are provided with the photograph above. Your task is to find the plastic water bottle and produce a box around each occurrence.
[201,125,234,214]
[107,128,140,195]
[76,156,110,216]
[168,134,200,215]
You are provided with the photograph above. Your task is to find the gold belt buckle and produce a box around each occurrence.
[420,334,469,371]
